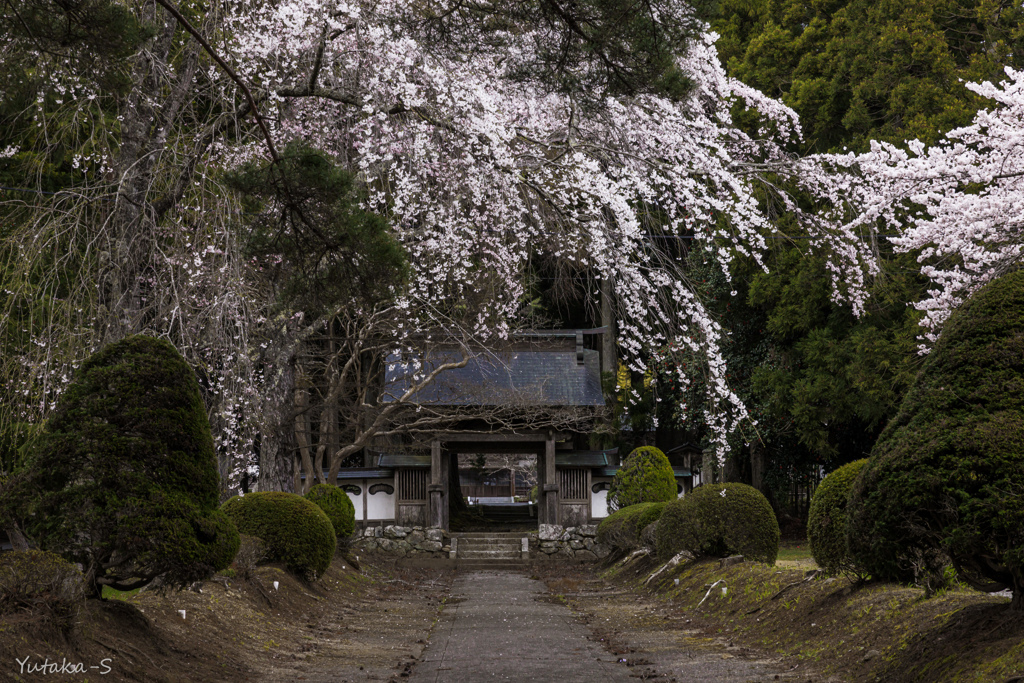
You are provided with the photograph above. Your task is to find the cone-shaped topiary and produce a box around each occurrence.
[5,335,239,597]
[305,483,356,539]
[608,446,676,511]
[846,270,1024,608]
[656,483,779,563]
[596,502,667,551]
[222,492,336,580]
[807,459,868,575]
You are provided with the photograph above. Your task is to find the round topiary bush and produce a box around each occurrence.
[5,334,239,597]
[807,459,868,575]
[656,483,779,563]
[846,271,1024,608]
[608,446,677,511]
[222,492,336,580]
[305,483,356,539]
[0,550,86,630]
[596,502,667,551]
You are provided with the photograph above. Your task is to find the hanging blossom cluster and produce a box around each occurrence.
[215,0,860,462]
[809,67,1024,347]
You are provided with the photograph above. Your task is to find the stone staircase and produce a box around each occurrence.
[451,532,531,570]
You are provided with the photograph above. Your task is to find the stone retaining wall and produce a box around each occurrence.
[352,523,611,561]
[535,524,612,561]
[352,525,451,558]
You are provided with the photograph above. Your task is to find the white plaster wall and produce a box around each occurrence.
[346,483,365,522]
[590,477,614,519]
[366,478,396,521]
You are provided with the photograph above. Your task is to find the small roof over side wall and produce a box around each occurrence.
[554,449,617,467]
[382,349,605,407]
[593,467,692,477]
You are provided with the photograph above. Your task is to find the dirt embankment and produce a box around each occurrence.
[603,552,1024,683]
[0,556,454,683]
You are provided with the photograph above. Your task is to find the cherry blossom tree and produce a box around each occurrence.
[807,67,1024,348]
[1,0,873,487]
[213,0,859,464]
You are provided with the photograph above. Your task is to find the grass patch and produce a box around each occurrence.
[775,543,813,563]
[101,585,142,601]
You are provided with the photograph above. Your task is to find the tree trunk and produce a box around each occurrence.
[294,381,315,494]
[5,526,28,551]
[750,439,766,493]
[724,452,741,482]
[701,448,717,485]
[313,402,333,488]
[257,420,295,492]
[257,323,299,493]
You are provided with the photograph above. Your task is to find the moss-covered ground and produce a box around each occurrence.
[602,551,1024,682]
[0,554,453,682]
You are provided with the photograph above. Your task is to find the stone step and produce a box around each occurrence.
[458,549,523,560]
[456,560,530,570]
[459,547,522,556]
[478,509,534,517]
[462,540,528,548]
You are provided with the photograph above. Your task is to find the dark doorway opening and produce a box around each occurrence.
[451,452,538,532]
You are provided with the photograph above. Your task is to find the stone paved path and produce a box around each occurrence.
[409,570,825,683]
[408,570,631,683]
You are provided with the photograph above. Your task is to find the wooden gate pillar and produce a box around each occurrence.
[429,439,449,530]
[543,433,559,525]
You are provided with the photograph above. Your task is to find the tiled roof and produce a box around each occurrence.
[377,454,432,468]
[554,450,616,467]
[299,468,397,480]
[381,349,605,407]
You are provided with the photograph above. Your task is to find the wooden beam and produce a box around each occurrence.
[444,441,546,455]
[439,431,574,443]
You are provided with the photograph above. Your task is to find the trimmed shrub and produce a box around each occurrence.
[305,484,355,539]
[656,483,779,563]
[5,335,239,597]
[807,459,868,575]
[846,271,1024,606]
[0,550,85,630]
[608,446,676,511]
[222,492,336,580]
[596,502,667,551]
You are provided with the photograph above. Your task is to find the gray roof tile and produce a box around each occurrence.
[382,349,605,407]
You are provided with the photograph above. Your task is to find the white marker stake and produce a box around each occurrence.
[178,610,186,619]
[721,587,728,596]
[273,581,279,590]
[674,579,680,586]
